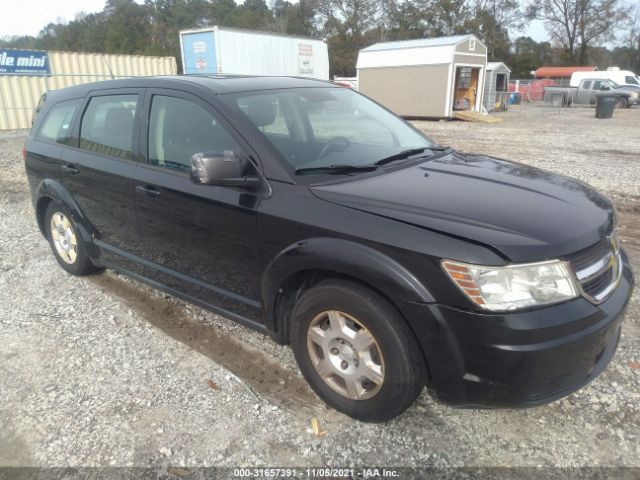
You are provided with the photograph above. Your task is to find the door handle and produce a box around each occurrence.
[61,164,79,175]
[136,185,161,198]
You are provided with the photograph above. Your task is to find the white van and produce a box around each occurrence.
[570,69,640,87]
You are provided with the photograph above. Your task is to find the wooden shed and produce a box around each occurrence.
[356,35,487,118]
[483,62,511,112]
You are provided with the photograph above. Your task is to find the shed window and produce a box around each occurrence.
[457,67,472,88]
[469,38,476,51]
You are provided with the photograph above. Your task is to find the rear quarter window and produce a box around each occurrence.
[36,99,82,144]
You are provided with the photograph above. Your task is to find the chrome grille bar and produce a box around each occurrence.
[591,256,623,302]
[574,251,614,282]
[568,232,622,305]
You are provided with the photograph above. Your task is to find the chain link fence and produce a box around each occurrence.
[497,79,621,117]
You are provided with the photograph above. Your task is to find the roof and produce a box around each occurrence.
[44,75,334,102]
[360,35,478,53]
[534,66,597,78]
[179,26,324,43]
[486,62,511,72]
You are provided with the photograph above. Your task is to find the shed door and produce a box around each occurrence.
[453,67,480,111]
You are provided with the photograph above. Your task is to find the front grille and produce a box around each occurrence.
[566,232,622,303]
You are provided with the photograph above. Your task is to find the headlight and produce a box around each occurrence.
[442,259,579,311]
[631,92,639,98]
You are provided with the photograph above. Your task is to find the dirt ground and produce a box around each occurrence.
[0,103,639,470]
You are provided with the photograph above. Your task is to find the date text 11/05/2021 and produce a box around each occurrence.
[233,468,399,478]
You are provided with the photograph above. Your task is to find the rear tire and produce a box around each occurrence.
[551,94,564,108]
[290,279,426,422]
[45,202,100,276]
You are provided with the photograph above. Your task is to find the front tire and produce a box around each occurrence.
[291,279,426,422]
[617,97,628,108]
[45,202,100,276]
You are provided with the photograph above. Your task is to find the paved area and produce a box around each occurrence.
[0,103,639,468]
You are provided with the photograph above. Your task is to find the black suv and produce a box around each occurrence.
[25,76,634,422]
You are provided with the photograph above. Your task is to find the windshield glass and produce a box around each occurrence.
[223,87,433,172]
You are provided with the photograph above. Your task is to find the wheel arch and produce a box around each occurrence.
[261,237,434,344]
[34,179,94,245]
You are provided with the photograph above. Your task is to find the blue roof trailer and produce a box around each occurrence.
[179,27,329,80]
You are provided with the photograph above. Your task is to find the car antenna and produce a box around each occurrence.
[102,57,115,80]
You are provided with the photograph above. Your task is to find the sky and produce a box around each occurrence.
[1,0,110,37]
[0,0,551,41]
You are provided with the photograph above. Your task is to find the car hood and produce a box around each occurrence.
[310,152,615,262]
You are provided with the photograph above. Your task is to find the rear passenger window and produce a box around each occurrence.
[80,95,138,160]
[37,99,81,144]
[148,95,240,172]
[582,81,591,90]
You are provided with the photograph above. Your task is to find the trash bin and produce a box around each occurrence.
[596,95,616,119]
[509,92,521,105]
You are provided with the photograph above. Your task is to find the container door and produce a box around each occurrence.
[181,31,217,74]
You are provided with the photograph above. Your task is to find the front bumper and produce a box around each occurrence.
[401,250,634,408]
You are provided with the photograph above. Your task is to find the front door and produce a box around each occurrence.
[61,89,145,269]
[134,89,263,323]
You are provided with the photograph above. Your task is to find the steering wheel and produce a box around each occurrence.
[317,136,351,161]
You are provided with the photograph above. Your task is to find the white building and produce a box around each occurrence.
[356,35,488,118]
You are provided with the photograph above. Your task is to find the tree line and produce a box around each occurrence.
[1,0,639,79]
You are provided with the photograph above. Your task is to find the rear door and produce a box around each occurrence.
[133,88,263,323]
[590,81,606,104]
[61,89,145,268]
[576,80,592,104]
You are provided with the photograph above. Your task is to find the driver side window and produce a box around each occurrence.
[148,95,240,172]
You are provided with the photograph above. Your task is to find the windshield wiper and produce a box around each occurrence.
[295,164,379,175]
[374,145,450,166]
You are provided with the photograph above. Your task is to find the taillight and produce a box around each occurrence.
[22,145,27,160]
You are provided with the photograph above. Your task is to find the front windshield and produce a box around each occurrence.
[223,87,434,172]
[606,80,619,88]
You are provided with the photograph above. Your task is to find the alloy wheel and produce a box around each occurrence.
[50,212,78,264]
[306,310,385,400]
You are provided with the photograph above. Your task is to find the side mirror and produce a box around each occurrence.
[190,151,260,188]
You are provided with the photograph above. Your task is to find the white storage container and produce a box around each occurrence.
[179,27,329,80]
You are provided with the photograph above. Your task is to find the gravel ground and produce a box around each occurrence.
[1,104,639,469]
